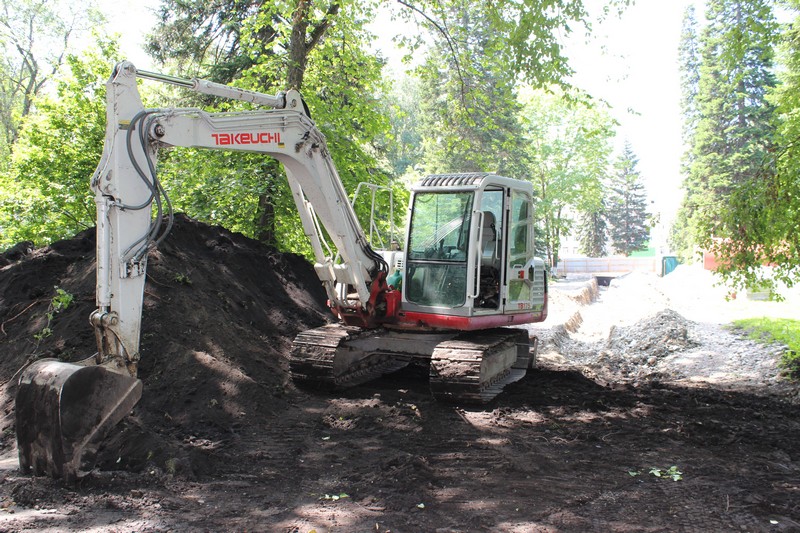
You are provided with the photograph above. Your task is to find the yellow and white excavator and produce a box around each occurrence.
[15,61,548,481]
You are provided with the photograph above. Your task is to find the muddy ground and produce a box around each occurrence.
[0,217,798,532]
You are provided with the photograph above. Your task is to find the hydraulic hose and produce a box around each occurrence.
[119,109,175,263]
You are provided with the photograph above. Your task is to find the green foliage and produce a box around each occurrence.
[34,287,74,342]
[0,38,118,248]
[520,88,614,265]
[394,0,630,94]
[320,492,350,501]
[629,465,683,481]
[165,458,178,475]
[173,272,193,286]
[0,0,104,148]
[0,0,632,261]
[414,3,526,177]
[147,0,398,256]
[156,147,284,237]
[578,208,608,257]
[717,0,800,295]
[732,317,800,378]
[606,142,650,256]
[381,73,424,177]
[649,466,683,481]
[675,0,784,294]
[679,5,701,145]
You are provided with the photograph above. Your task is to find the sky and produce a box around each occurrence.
[102,0,159,69]
[564,0,703,250]
[102,0,701,249]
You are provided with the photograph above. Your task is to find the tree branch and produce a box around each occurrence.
[307,2,340,50]
[395,0,468,104]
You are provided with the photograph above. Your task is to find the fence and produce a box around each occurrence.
[553,257,660,277]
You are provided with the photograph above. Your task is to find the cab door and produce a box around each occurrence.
[504,189,536,313]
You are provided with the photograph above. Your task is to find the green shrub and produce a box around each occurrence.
[733,318,800,379]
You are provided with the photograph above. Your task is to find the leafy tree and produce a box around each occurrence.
[145,1,397,252]
[0,40,117,247]
[399,0,629,181]
[607,142,649,256]
[520,88,614,267]
[381,72,424,177]
[414,2,526,177]
[0,0,101,150]
[393,0,630,96]
[145,0,632,254]
[146,1,398,256]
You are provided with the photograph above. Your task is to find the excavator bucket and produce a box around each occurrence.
[15,359,142,482]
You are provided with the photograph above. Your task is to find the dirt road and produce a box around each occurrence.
[1,222,798,532]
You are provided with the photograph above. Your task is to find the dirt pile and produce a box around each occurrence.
[596,309,699,381]
[550,272,793,392]
[0,214,331,476]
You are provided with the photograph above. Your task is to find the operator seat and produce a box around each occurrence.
[478,211,500,308]
[481,211,498,267]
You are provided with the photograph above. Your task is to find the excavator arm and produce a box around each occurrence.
[94,61,388,369]
[16,61,388,481]
[146,98,388,314]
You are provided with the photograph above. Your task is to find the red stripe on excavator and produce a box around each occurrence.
[397,306,547,331]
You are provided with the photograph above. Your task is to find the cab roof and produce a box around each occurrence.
[413,172,532,193]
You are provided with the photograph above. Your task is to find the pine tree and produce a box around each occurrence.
[674,0,777,263]
[671,5,702,261]
[577,206,607,257]
[607,143,649,256]
[706,0,799,294]
[678,5,701,145]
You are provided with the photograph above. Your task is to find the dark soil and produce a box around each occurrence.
[1,216,798,532]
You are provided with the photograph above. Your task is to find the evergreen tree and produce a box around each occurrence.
[607,143,649,256]
[671,5,701,261]
[678,5,701,145]
[714,0,800,294]
[577,206,608,257]
[674,0,777,266]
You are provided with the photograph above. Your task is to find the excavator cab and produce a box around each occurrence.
[400,173,547,330]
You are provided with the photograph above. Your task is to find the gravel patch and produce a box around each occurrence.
[538,265,799,402]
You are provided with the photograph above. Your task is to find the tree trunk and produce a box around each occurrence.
[255,192,276,244]
[253,1,338,243]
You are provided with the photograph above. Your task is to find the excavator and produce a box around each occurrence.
[15,61,548,481]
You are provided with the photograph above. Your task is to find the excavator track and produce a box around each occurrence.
[289,324,412,389]
[429,328,532,404]
[290,325,534,404]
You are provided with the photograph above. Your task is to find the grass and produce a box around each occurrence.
[732,317,800,379]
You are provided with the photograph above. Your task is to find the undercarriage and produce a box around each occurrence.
[289,325,536,404]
